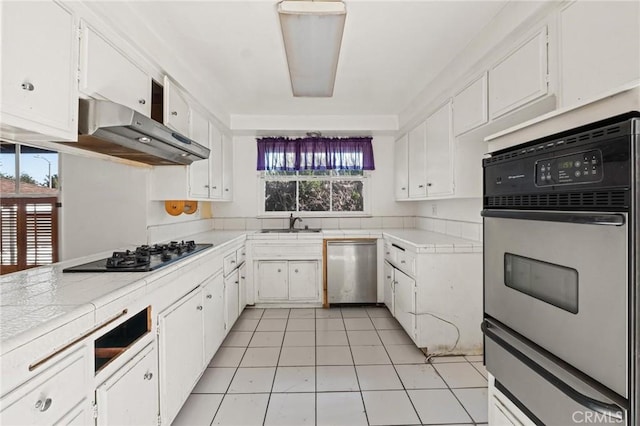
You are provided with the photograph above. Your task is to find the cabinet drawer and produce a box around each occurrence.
[383,242,396,264]
[223,252,238,276]
[0,348,87,426]
[236,247,246,266]
[252,243,322,259]
[396,250,416,277]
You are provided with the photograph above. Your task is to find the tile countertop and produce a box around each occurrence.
[0,229,481,356]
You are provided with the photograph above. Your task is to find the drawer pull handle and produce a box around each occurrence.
[400,260,406,264]
[206,294,212,299]
[35,398,52,412]
[197,305,203,311]
[231,260,236,264]
[235,281,239,284]
[138,99,146,105]
[144,372,153,380]
[21,82,35,91]
[418,184,424,188]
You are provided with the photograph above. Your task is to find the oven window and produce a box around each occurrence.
[504,253,578,314]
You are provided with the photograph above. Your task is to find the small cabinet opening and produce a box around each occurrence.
[151,80,164,123]
[95,306,151,373]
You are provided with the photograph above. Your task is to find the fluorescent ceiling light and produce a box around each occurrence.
[278,0,346,97]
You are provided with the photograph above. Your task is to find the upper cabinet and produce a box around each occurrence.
[489,27,548,119]
[559,0,640,107]
[0,1,78,141]
[79,22,151,116]
[394,135,409,200]
[188,108,211,199]
[163,77,190,136]
[408,122,428,198]
[221,133,234,201]
[424,101,454,198]
[453,73,488,136]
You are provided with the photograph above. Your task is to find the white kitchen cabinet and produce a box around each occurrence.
[0,0,78,141]
[202,272,225,363]
[394,134,409,200]
[453,73,488,135]
[95,342,158,426]
[208,123,224,199]
[256,261,289,300]
[157,287,204,425]
[383,261,395,316]
[489,27,548,119]
[393,269,416,340]
[0,347,89,426]
[560,0,640,107]
[221,133,234,200]
[79,22,151,116]
[424,101,454,197]
[163,76,190,136]
[238,262,248,315]
[408,122,428,198]
[288,261,319,301]
[488,375,536,426]
[188,109,211,199]
[224,270,240,332]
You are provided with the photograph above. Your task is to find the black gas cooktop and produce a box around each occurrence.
[63,241,213,273]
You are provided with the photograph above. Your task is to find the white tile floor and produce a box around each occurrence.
[173,307,488,426]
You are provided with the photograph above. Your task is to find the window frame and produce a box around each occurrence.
[258,170,372,217]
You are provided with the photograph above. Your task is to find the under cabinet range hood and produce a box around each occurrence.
[68,99,210,165]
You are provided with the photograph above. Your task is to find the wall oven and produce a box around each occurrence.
[482,113,639,425]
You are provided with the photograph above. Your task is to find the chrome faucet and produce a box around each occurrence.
[289,213,302,230]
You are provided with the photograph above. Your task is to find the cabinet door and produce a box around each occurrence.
[224,270,240,332]
[453,73,488,135]
[256,261,289,300]
[0,1,77,141]
[96,342,158,426]
[238,263,247,314]
[383,262,395,316]
[489,28,548,119]
[408,122,428,198]
[208,123,224,199]
[560,1,640,106]
[158,288,204,424]
[489,395,524,426]
[80,24,151,116]
[425,101,454,197]
[222,133,234,200]
[163,76,190,135]
[288,261,319,301]
[203,272,225,363]
[189,110,211,199]
[394,135,409,200]
[394,269,415,341]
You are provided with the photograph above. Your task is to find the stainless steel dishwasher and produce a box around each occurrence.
[327,239,377,304]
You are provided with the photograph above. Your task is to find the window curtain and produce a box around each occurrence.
[257,137,375,171]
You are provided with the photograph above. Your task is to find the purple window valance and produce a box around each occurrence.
[257,137,375,171]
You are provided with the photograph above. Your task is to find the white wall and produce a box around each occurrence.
[415,198,483,224]
[211,135,416,220]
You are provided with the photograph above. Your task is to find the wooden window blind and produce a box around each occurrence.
[0,197,58,275]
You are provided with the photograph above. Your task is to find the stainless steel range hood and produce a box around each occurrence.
[67,99,210,166]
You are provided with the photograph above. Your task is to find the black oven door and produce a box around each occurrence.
[483,210,629,399]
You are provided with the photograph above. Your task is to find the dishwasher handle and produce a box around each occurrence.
[327,240,377,246]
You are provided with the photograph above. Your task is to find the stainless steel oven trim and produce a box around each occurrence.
[631,118,639,426]
[483,319,626,420]
[481,209,626,226]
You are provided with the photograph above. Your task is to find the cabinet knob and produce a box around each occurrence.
[235,280,239,284]
[204,184,210,188]
[138,99,146,105]
[21,82,35,91]
[427,183,432,187]
[171,111,178,116]
[277,269,281,273]
[35,398,52,412]
[241,276,245,279]
[294,269,299,273]
[401,260,406,264]
[418,184,425,188]
[144,371,153,380]
[212,186,217,189]
[196,305,203,311]
[225,188,229,192]
[231,260,236,264]
[206,294,212,299]
[401,187,406,191]
[386,275,391,279]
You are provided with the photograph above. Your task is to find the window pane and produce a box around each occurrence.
[265,181,296,211]
[0,142,17,195]
[21,147,58,193]
[299,181,330,211]
[332,180,364,211]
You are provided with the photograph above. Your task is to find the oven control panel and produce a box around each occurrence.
[535,150,603,186]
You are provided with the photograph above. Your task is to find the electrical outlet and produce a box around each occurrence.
[432,204,438,216]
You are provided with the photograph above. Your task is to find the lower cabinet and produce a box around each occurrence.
[393,268,416,341]
[158,288,204,425]
[224,270,240,332]
[0,347,89,426]
[203,272,225,363]
[255,260,320,302]
[489,374,536,426]
[238,262,247,315]
[95,342,158,426]
[383,261,395,316]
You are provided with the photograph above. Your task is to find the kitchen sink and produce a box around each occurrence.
[259,228,322,233]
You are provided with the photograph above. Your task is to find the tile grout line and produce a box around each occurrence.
[261,309,291,426]
[342,308,371,426]
[427,358,479,425]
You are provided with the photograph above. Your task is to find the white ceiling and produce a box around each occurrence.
[86,1,508,120]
